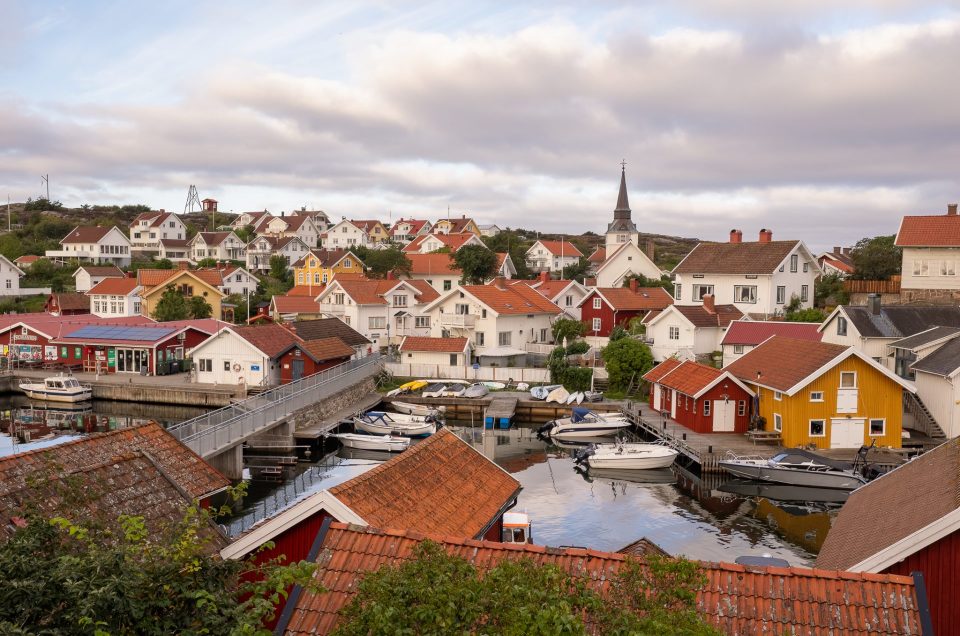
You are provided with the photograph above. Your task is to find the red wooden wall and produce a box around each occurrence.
[884,529,960,636]
[648,382,751,434]
[580,293,646,338]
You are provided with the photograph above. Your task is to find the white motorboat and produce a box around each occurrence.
[565,391,580,404]
[353,412,436,437]
[421,383,447,398]
[546,386,570,404]
[19,375,92,403]
[718,450,868,490]
[576,441,679,470]
[462,383,489,399]
[390,401,441,417]
[332,433,410,452]
[539,408,631,440]
[530,384,561,400]
[582,391,603,403]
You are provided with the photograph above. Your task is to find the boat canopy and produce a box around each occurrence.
[571,407,594,422]
[771,449,854,471]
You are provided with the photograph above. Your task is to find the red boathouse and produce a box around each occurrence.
[642,359,754,434]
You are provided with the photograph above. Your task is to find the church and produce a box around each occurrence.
[593,166,662,287]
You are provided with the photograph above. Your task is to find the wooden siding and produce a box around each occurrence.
[749,355,903,449]
[648,381,751,434]
[884,529,960,636]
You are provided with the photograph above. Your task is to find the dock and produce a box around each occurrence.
[380,393,624,423]
[293,393,383,439]
[484,396,518,429]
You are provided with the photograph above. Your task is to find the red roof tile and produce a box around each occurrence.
[721,320,823,346]
[232,324,302,357]
[405,253,460,275]
[724,336,850,393]
[14,255,40,263]
[302,337,354,361]
[76,265,125,277]
[820,255,855,273]
[272,296,321,315]
[329,428,520,538]
[642,357,683,383]
[281,523,924,636]
[534,240,583,257]
[46,292,90,312]
[587,246,606,263]
[61,226,116,244]
[655,361,724,396]
[672,304,743,328]
[137,268,223,289]
[590,287,674,311]
[674,240,802,275]
[895,213,960,247]
[399,336,468,353]
[463,283,561,315]
[87,277,140,296]
[287,284,324,297]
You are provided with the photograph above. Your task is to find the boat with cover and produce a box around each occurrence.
[546,386,570,404]
[462,383,489,398]
[19,375,92,403]
[390,401,441,417]
[530,384,561,400]
[332,433,410,452]
[353,411,437,437]
[718,449,868,490]
[574,440,679,470]
[421,383,447,398]
[538,407,630,440]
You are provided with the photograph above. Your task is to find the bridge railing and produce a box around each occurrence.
[168,354,382,457]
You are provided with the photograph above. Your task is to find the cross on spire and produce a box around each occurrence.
[620,158,627,171]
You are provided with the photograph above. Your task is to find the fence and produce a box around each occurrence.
[385,362,550,383]
[843,276,901,294]
[168,354,382,457]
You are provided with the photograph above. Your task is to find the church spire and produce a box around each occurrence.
[614,161,630,218]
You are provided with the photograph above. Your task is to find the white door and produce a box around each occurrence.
[670,390,677,419]
[713,399,736,432]
[830,419,865,449]
[653,384,662,411]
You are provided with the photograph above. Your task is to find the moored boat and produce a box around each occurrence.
[718,450,868,490]
[539,407,630,440]
[546,386,570,404]
[500,511,533,544]
[482,381,506,390]
[353,412,437,437]
[462,383,489,399]
[576,441,679,470]
[332,433,410,452]
[390,401,440,417]
[530,384,561,400]
[19,376,92,403]
[421,383,447,398]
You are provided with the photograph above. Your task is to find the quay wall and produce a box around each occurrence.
[291,376,377,432]
[2,373,238,407]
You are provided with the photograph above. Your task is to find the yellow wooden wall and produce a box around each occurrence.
[751,355,903,449]
[141,280,224,320]
[295,253,363,286]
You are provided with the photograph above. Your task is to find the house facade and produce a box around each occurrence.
[87,277,142,317]
[254,214,321,247]
[323,219,373,250]
[720,320,822,367]
[398,336,471,367]
[129,211,187,251]
[401,253,462,293]
[293,249,361,288]
[389,218,432,243]
[594,242,661,287]
[46,226,132,267]
[350,220,390,244]
[528,275,589,320]
[245,235,310,272]
[0,255,24,296]
[402,232,485,254]
[317,278,438,347]
[433,216,481,236]
[138,268,226,319]
[895,203,960,303]
[644,296,743,362]
[525,240,582,273]
[189,231,247,262]
[901,334,960,438]
[579,282,673,338]
[643,359,755,433]
[73,265,125,293]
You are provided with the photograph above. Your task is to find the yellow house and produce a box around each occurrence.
[293,249,363,288]
[351,220,390,244]
[433,216,481,236]
[137,268,226,319]
[725,336,915,449]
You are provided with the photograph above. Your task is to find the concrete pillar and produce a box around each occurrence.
[207,445,244,481]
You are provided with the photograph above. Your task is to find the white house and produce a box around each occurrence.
[526,273,589,320]
[906,336,960,438]
[188,325,290,386]
[289,208,331,232]
[525,240,583,274]
[720,319,822,367]
[254,214,321,247]
[0,254,25,296]
[398,336,471,368]
[73,265,125,293]
[594,242,662,287]
[402,232,485,254]
[895,203,960,304]
[87,277,142,317]
[198,264,259,296]
[189,231,247,262]
[390,219,433,244]
[46,226,132,267]
[157,239,191,262]
[671,229,820,318]
[323,219,374,250]
[317,278,439,347]
[817,248,855,278]
[129,211,187,251]
[644,296,744,362]
[246,236,310,273]
[231,210,272,230]
[479,224,501,237]
[401,253,462,293]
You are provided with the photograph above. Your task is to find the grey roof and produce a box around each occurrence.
[911,337,960,376]
[890,326,960,351]
[842,305,960,339]
[607,167,637,234]
[291,318,370,347]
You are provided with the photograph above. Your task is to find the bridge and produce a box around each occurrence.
[168,354,383,478]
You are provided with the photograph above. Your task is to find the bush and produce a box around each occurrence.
[601,337,653,393]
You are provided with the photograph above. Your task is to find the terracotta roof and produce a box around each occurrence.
[532,240,583,258]
[329,271,367,281]
[14,255,39,263]
[47,292,89,311]
[390,219,430,236]
[334,277,438,306]
[87,277,140,296]
[281,522,924,636]
[405,279,440,303]
[437,217,476,233]
[590,287,673,311]
[329,428,520,537]
[588,246,606,263]
[895,213,960,246]
[158,238,190,248]
[292,318,369,347]
[462,283,561,315]
[820,255,855,274]
[656,361,724,396]
[724,337,849,393]
[62,226,115,244]
[137,268,223,289]
[76,265,125,277]
[642,357,683,383]
[0,422,228,502]
[533,279,578,299]
[232,324,301,357]
[287,284,324,297]
[405,253,460,275]
[673,304,743,328]
[720,320,823,346]
[673,240,801,275]
[817,437,960,571]
[283,215,312,232]
[399,336,468,353]
[272,295,321,315]
[293,248,352,269]
[302,337,354,361]
[195,231,232,246]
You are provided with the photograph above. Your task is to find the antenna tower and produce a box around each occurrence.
[184,184,202,214]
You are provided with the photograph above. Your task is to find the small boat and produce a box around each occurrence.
[421,383,447,398]
[546,386,570,404]
[386,380,429,397]
[482,381,506,390]
[530,384,561,400]
[576,441,678,470]
[441,384,467,397]
[500,511,533,544]
[516,382,529,391]
[332,433,410,452]
[462,383,489,399]
[365,410,435,424]
[565,391,579,404]
[540,408,630,440]
[354,412,436,437]
[389,401,440,417]
[718,450,868,490]
[19,375,92,403]
[582,391,603,403]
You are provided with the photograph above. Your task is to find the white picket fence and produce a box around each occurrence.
[385,362,551,382]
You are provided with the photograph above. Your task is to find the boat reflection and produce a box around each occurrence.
[336,446,397,462]
[575,466,677,485]
[718,480,849,505]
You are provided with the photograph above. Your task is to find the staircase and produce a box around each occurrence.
[903,392,946,441]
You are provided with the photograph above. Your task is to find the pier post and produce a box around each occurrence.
[207,445,244,481]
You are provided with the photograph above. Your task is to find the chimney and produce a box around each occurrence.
[281,210,285,217]
[645,239,655,261]
[629,278,638,293]
[702,294,715,314]
[126,271,136,279]
[494,277,507,290]
[386,271,395,280]
[178,261,189,271]
[729,229,743,244]
[949,203,958,216]
[868,293,881,316]
[758,229,773,243]
[301,206,306,211]
[833,246,842,255]
[539,271,549,283]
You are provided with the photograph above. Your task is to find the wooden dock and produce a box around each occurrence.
[484,396,518,429]
[293,394,383,439]
[380,394,624,423]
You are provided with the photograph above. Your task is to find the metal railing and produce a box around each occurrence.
[168,354,382,457]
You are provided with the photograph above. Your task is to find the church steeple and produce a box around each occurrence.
[614,163,630,220]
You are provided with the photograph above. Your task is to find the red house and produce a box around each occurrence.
[817,437,959,636]
[642,359,754,433]
[579,281,673,337]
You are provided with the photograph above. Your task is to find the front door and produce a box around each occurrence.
[670,390,677,419]
[653,384,662,410]
[292,359,305,381]
[830,418,865,449]
[713,399,736,432]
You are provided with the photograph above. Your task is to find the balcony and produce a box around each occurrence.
[441,314,476,328]
[321,305,346,316]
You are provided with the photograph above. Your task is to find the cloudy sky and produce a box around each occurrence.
[2,1,959,249]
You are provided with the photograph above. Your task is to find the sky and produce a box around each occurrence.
[2,1,960,250]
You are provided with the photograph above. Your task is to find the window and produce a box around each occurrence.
[199,359,212,372]
[913,260,929,276]
[703,401,711,416]
[810,391,824,402]
[565,295,573,307]
[393,295,408,307]
[443,280,452,291]
[837,316,848,336]
[801,285,809,302]
[498,331,511,346]
[733,285,757,303]
[313,273,320,284]
[869,418,885,436]
[455,303,469,315]
[593,297,602,309]
[803,262,809,272]
[481,309,487,318]
[540,328,548,342]
[223,361,231,371]
[592,317,602,331]
[776,286,786,304]
[737,400,746,416]
[692,284,714,301]
[133,302,141,314]
[809,419,826,437]
[773,413,782,432]
[334,293,345,305]
[774,391,782,400]
[415,316,430,328]
[449,354,458,366]
[669,326,679,340]
[369,317,386,329]
[840,371,857,388]
[674,284,682,301]
[733,344,744,354]
[476,332,485,346]
[4,280,10,289]
[790,254,798,272]
[941,261,956,276]
[297,273,304,284]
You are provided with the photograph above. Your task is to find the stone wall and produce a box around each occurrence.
[290,376,377,431]
[900,288,960,305]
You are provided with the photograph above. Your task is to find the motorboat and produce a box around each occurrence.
[582,391,603,402]
[365,410,435,424]
[390,401,441,417]
[530,384,561,400]
[353,412,437,437]
[546,386,570,404]
[575,441,679,470]
[538,408,631,440]
[565,391,583,404]
[421,383,447,398]
[718,449,868,490]
[462,383,489,399]
[332,433,410,452]
[717,480,850,505]
[19,375,92,403]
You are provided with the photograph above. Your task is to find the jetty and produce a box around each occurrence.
[483,396,518,429]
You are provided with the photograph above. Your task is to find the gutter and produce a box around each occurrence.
[476,485,524,540]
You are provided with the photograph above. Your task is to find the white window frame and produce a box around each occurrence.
[592,297,602,309]
[840,371,857,388]
[810,391,824,402]
[776,286,786,304]
[703,401,711,417]
[773,413,782,432]
[733,285,757,304]
[415,316,430,328]
[790,254,798,272]
[809,419,826,438]
[692,284,714,301]
[498,331,511,346]
[737,400,746,416]
[869,418,886,437]
[368,316,386,329]
[774,390,782,401]
[592,317,601,331]
[801,285,809,302]
[733,344,744,354]
[674,284,682,301]
[837,316,848,336]
[668,326,680,340]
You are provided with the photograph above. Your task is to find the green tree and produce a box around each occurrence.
[269,255,290,281]
[23,197,64,211]
[561,257,590,283]
[785,307,827,322]
[189,295,213,319]
[552,317,586,344]
[234,224,256,244]
[609,325,628,342]
[361,246,410,279]
[481,230,534,279]
[196,257,220,268]
[815,273,850,307]
[601,336,653,393]
[151,285,189,321]
[452,244,498,284]
[623,273,675,296]
[850,235,901,280]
